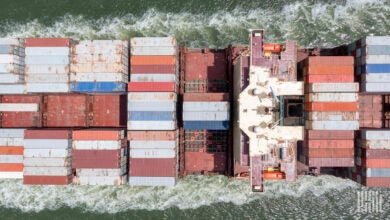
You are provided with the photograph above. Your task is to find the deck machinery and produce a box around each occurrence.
[233,30,305,192]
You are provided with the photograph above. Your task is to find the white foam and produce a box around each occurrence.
[0,175,358,213]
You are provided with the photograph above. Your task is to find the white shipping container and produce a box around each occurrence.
[0,103,38,112]
[127,121,176,130]
[362,140,390,150]
[23,157,71,167]
[0,129,25,138]
[25,73,69,83]
[131,37,176,47]
[307,83,359,93]
[72,140,122,150]
[74,175,127,185]
[129,140,176,149]
[0,38,24,46]
[305,120,359,130]
[0,54,23,63]
[363,36,390,46]
[24,148,71,158]
[306,93,358,102]
[0,137,24,146]
[183,102,229,112]
[24,139,70,149]
[25,55,70,65]
[130,73,177,82]
[71,63,127,73]
[25,47,70,56]
[183,111,230,121]
[131,46,177,56]
[362,55,390,64]
[362,83,390,92]
[127,101,176,111]
[0,155,23,163]
[76,168,126,176]
[73,45,128,55]
[76,40,128,47]
[72,53,128,63]
[0,63,24,74]
[70,72,127,82]
[362,73,390,82]
[0,172,23,179]
[0,74,23,83]
[25,64,69,74]
[306,112,359,121]
[23,166,71,176]
[26,83,70,93]
[128,92,177,102]
[361,129,390,140]
[129,176,176,187]
[130,148,176,158]
[0,84,25,94]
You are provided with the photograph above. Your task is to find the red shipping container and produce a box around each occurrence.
[0,163,23,171]
[305,102,358,111]
[72,149,122,160]
[306,140,354,149]
[361,158,390,168]
[131,55,176,65]
[128,82,176,92]
[307,66,354,75]
[1,95,42,128]
[183,93,229,101]
[23,175,73,185]
[129,158,176,177]
[131,65,176,74]
[304,56,354,66]
[0,146,24,155]
[24,129,71,139]
[127,131,177,141]
[91,95,127,127]
[306,130,354,140]
[363,149,390,159]
[307,148,353,158]
[184,50,227,80]
[72,158,122,169]
[305,74,354,83]
[307,157,354,167]
[25,38,72,47]
[360,177,390,187]
[73,129,123,140]
[185,152,226,172]
[45,94,88,127]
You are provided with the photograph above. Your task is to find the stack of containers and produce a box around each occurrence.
[128,37,179,186]
[352,129,390,187]
[348,36,390,92]
[70,40,128,93]
[0,95,42,127]
[72,129,127,185]
[302,56,359,167]
[25,38,71,93]
[0,38,25,94]
[358,94,383,128]
[0,129,24,178]
[23,130,72,185]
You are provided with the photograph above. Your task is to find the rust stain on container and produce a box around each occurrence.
[127,131,177,141]
[129,158,176,177]
[46,94,87,127]
[91,95,127,127]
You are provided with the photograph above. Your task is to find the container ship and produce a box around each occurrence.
[0,30,389,191]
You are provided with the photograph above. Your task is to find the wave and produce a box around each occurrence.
[0,0,388,48]
[0,175,358,213]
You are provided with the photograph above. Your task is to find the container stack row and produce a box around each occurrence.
[25,38,71,93]
[181,49,229,174]
[23,130,73,185]
[0,38,25,94]
[127,37,179,186]
[351,129,390,187]
[348,36,390,92]
[70,40,128,93]
[301,56,359,167]
[359,94,383,128]
[0,129,24,179]
[72,129,127,185]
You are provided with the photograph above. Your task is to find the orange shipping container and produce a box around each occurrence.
[362,159,390,168]
[307,148,353,158]
[0,146,24,155]
[307,66,354,75]
[305,74,354,83]
[306,140,354,149]
[131,55,176,65]
[304,56,354,66]
[305,102,358,111]
[0,163,23,171]
[72,129,124,140]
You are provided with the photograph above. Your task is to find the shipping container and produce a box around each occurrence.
[127,101,176,111]
[305,93,358,102]
[70,72,127,82]
[361,158,390,168]
[23,175,72,185]
[70,82,126,92]
[130,47,177,56]
[0,74,23,83]
[0,85,26,94]
[24,157,71,167]
[73,129,124,140]
[0,146,24,155]
[24,129,71,139]
[71,53,128,64]
[184,152,226,172]
[25,38,72,47]
[25,74,69,83]
[0,138,24,146]
[130,65,176,74]
[72,140,123,150]
[0,129,25,138]
[23,167,71,176]
[128,92,177,102]
[130,148,176,158]
[129,158,176,177]
[130,74,177,82]
[362,45,390,55]
[128,111,176,121]
[306,66,353,75]
[306,112,358,121]
[130,37,176,47]
[357,176,390,187]
[305,74,354,83]
[0,155,23,163]
[0,172,23,178]
[131,56,176,65]
[307,157,354,167]
[305,130,354,140]
[75,168,126,176]
[91,95,127,127]
[360,149,390,159]
[357,140,390,150]
[24,149,71,158]
[25,55,70,65]
[306,139,354,149]
[71,63,127,73]
[361,130,390,140]
[0,38,24,46]
[362,83,390,92]
[129,140,176,149]
[74,175,126,185]
[183,93,229,102]
[0,95,42,128]
[305,102,358,111]
[305,120,359,130]
[24,139,70,149]
[72,158,124,169]
[25,64,69,74]
[129,176,176,187]
[26,83,70,93]
[183,112,229,121]
[128,82,176,92]
[72,149,123,159]
[184,50,227,80]
[306,83,359,93]
[362,55,390,64]
[45,94,87,127]
[307,148,353,158]
[0,163,23,171]
[183,102,229,112]
[127,131,177,141]
[304,56,354,66]
[361,73,390,82]
[127,121,176,130]
[25,47,69,56]
[361,64,390,74]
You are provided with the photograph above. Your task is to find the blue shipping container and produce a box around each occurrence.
[70,82,126,92]
[128,111,175,121]
[183,121,229,130]
[361,64,390,74]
